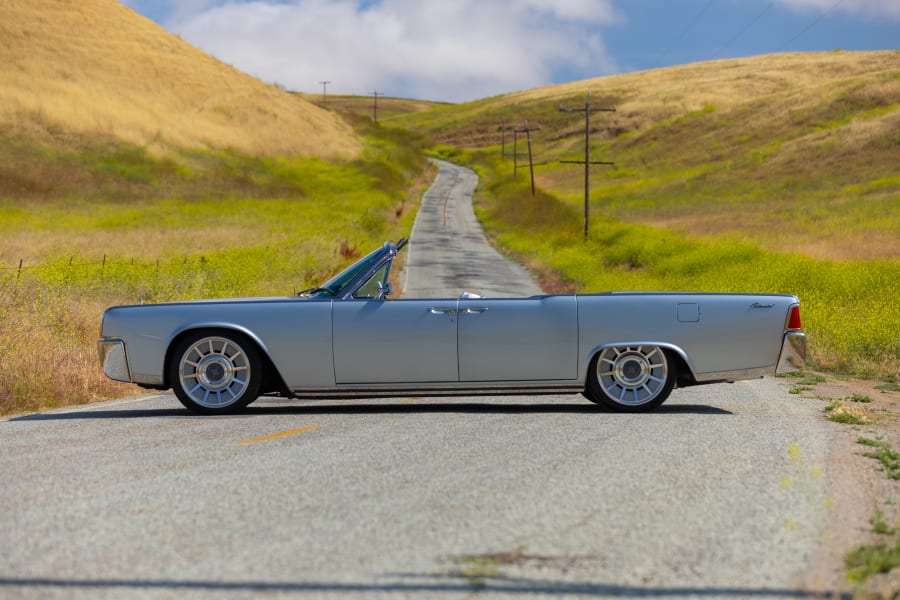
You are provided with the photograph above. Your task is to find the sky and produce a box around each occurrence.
[120,0,900,102]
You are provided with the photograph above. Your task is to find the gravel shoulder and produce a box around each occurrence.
[775,373,900,596]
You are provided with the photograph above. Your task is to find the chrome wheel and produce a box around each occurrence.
[172,333,261,413]
[588,345,674,410]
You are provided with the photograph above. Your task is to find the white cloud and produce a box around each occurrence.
[156,0,620,101]
[775,0,900,21]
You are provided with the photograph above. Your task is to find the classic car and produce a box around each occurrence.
[99,239,806,414]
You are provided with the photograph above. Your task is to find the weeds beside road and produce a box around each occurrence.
[778,371,900,595]
[0,118,430,415]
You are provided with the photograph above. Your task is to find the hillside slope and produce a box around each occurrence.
[0,0,359,159]
[392,51,899,260]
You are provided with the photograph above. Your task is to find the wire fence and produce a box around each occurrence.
[0,255,254,305]
[1,255,205,274]
[0,253,320,306]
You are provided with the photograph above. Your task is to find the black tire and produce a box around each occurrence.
[169,331,263,414]
[585,345,675,412]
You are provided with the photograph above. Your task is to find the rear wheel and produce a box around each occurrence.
[170,331,262,414]
[586,345,675,411]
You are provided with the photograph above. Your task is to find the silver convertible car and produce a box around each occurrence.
[99,239,806,414]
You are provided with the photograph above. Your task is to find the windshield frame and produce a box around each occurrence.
[300,240,405,300]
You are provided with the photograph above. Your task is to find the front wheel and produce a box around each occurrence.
[586,345,675,411]
[170,331,262,414]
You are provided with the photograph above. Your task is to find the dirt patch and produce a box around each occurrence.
[776,373,900,597]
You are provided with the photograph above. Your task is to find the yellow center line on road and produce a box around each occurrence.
[235,424,321,445]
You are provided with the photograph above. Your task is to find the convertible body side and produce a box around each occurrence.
[99,239,805,413]
[100,292,803,395]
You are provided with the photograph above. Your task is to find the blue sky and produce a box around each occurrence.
[120,0,900,102]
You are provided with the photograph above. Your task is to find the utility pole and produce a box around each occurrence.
[519,120,541,196]
[497,122,515,158]
[559,92,615,239]
[371,90,380,122]
[318,80,331,107]
[512,122,540,182]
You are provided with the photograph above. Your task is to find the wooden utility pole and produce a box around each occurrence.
[523,120,540,196]
[371,90,380,122]
[497,122,515,158]
[560,92,615,239]
[511,122,541,195]
[318,80,331,107]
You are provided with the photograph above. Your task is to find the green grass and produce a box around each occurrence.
[0,118,429,415]
[824,402,871,425]
[395,58,900,262]
[858,438,900,480]
[844,440,900,584]
[848,393,874,403]
[875,379,900,393]
[845,539,900,583]
[785,373,828,395]
[870,511,895,536]
[453,152,899,379]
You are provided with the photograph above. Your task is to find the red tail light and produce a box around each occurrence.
[787,305,802,330]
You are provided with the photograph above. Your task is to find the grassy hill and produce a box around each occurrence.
[391,51,899,261]
[0,0,896,413]
[389,51,899,378]
[294,93,449,121]
[0,0,359,159]
[0,0,429,415]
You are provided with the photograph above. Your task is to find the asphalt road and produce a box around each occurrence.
[403,159,541,298]
[1,161,844,599]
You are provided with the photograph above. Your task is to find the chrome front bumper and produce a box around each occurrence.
[776,332,807,374]
[98,338,132,383]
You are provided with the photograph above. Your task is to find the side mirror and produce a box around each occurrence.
[376,281,394,299]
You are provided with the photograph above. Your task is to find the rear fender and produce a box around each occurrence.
[582,342,695,386]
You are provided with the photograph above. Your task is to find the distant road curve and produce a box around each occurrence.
[403,159,542,298]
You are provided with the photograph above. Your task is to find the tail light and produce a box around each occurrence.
[787,305,802,330]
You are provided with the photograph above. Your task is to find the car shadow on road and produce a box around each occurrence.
[0,575,845,598]
[9,401,732,421]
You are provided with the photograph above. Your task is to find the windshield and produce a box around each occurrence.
[301,245,387,298]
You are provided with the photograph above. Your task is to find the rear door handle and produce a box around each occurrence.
[460,306,488,315]
[427,307,456,315]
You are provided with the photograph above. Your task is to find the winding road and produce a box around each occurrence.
[0,161,854,598]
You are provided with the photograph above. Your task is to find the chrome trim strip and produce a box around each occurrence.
[290,384,584,399]
[776,332,807,374]
[693,366,773,383]
[97,339,131,383]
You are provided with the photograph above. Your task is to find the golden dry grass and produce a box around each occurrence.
[508,50,899,118]
[402,51,899,262]
[0,0,360,158]
[0,281,136,414]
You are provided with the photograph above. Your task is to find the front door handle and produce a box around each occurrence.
[427,307,456,315]
[460,306,488,315]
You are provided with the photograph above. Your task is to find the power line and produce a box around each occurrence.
[665,0,715,59]
[780,0,845,50]
[711,0,776,59]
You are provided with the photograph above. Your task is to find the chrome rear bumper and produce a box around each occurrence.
[776,332,807,374]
